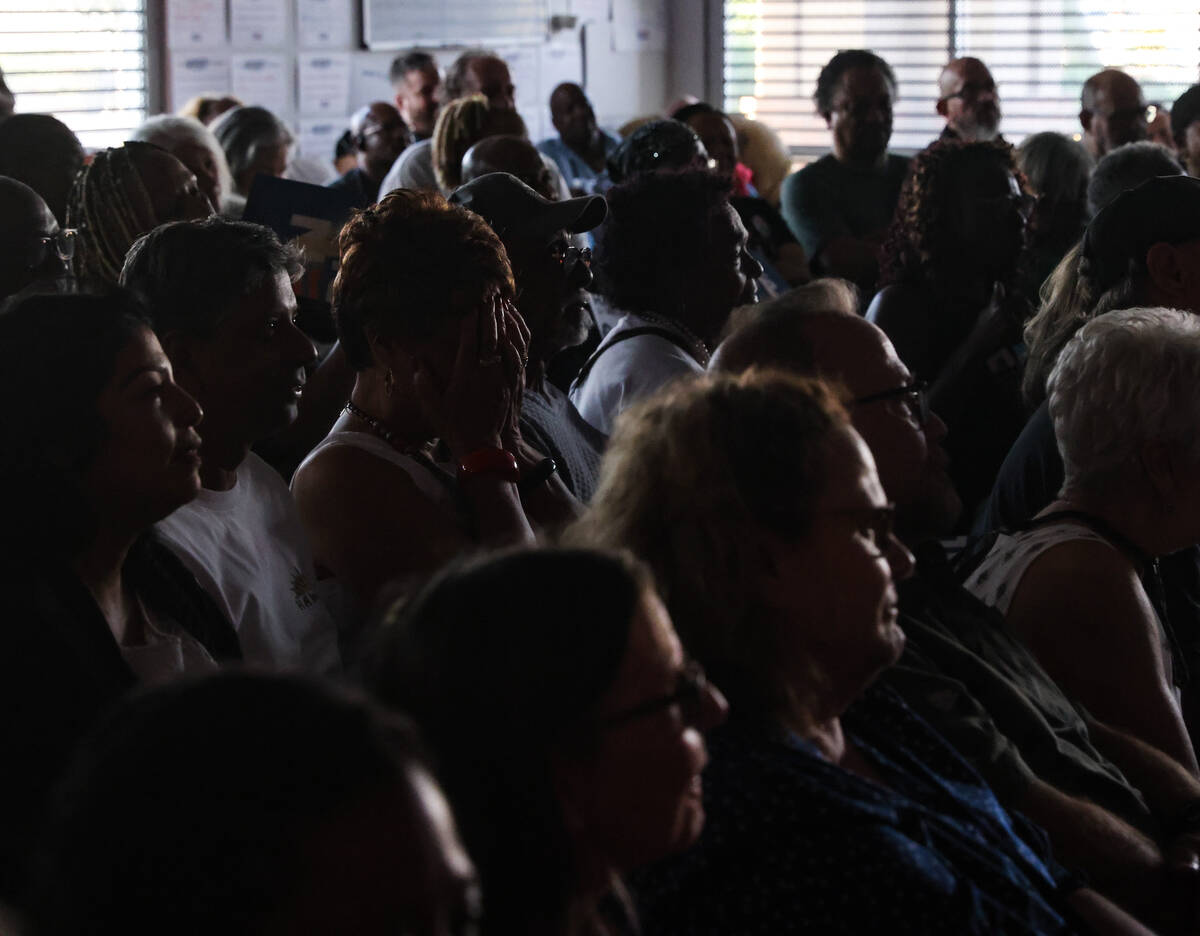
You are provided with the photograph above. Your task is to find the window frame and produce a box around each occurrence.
[710,0,1200,159]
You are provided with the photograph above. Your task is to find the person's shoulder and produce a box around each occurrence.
[1020,532,1133,584]
[399,137,432,163]
[293,436,433,510]
[612,327,703,377]
[865,281,929,327]
[792,153,837,180]
[239,452,294,499]
[536,135,563,155]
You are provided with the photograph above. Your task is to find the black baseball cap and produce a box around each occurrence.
[1083,174,1200,293]
[450,172,607,242]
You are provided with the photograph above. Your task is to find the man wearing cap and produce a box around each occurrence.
[1081,69,1150,159]
[327,102,411,209]
[451,172,608,501]
[935,57,1003,144]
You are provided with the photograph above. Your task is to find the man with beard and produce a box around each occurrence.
[537,82,620,196]
[1081,69,1150,159]
[389,49,441,142]
[936,57,1003,144]
[779,50,908,302]
[451,172,608,500]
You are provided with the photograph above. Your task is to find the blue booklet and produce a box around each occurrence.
[243,173,355,305]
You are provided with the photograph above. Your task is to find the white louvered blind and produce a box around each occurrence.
[0,1,148,150]
[725,0,1200,156]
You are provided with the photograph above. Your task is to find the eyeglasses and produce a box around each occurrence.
[26,228,76,272]
[976,189,1036,221]
[548,242,592,268]
[600,660,709,729]
[939,80,997,104]
[854,380,930,426]
[1092,105,1154,125]
[821,503,897,550]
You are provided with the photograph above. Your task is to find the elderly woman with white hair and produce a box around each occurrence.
[210,105,294,213]
[966,307,1200,774]
[131,114,233,215]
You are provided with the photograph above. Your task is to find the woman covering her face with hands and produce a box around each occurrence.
[292,190,577,629]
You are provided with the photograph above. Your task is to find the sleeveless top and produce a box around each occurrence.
[964,518,1177,692]
[964,520,1109,616]
[296,417,459,518]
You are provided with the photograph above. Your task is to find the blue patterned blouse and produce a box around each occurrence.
[633,683,1081,934]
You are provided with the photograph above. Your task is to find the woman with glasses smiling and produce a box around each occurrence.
[366,547,727,936]
[574,369,1145,934]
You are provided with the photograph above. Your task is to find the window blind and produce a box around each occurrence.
[0,0,148,150]
[724,0,1200,155]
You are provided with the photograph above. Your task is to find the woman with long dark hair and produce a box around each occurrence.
[0,289,240,910]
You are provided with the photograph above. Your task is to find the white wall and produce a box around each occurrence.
[159,0,693,155]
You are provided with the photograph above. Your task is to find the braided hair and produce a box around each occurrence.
[877,138,1022,292]
[66,141,160,286]
[430,94,526,193]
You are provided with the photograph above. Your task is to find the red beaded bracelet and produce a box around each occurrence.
[457,447,521,484]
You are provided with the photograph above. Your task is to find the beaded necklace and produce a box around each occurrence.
[634,310,711,367]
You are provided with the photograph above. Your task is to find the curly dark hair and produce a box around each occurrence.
[814,50,897,117]
[878,138,1023,289]
[1171,84,1200,149]
[332,188,514,370]
[594,169,733,322]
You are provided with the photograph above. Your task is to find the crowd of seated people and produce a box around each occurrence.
[6,36,1200,936]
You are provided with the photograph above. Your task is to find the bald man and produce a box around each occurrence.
[537,82,620,196]
[461,135,556,200]
[328,101,410,209]
[1081,69,1149,159]
[935,57,1002,143]
[0,177,70,301]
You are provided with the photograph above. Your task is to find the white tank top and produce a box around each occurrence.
[965,518,1176,692]
[296,416,458,515]
[964,519,1111,615]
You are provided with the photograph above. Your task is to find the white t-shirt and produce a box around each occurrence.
[569,312,705,436]
[156,452,341,674]
[380,139,438,195]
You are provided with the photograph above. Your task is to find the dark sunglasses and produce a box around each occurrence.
[600,660,709,729]
[853,380,930,426]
